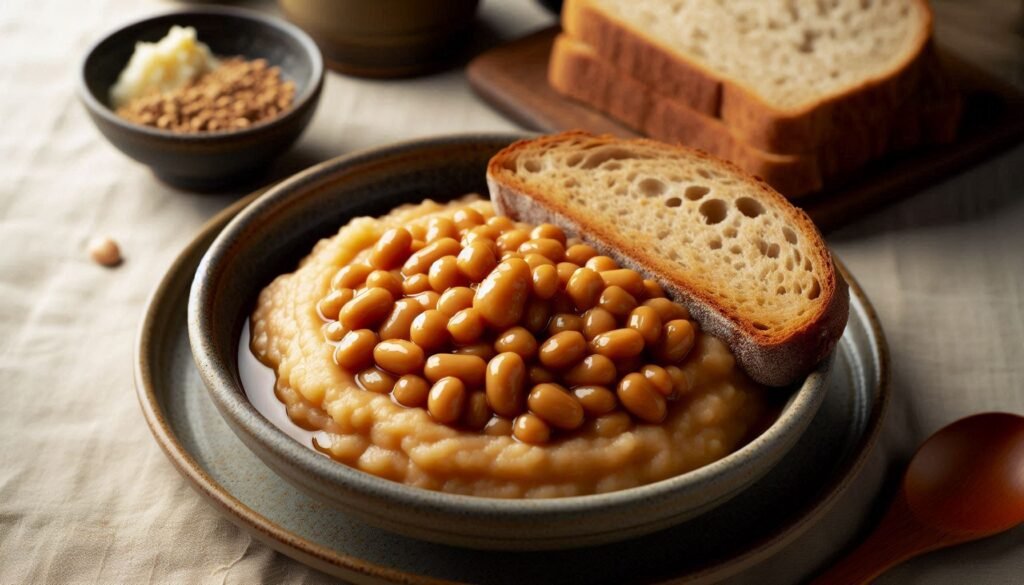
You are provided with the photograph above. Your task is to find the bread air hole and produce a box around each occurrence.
[736,197,765,218]
[699,199,727,224]
[808,278,821,300]
[638,178,667,197]
[580,146,638,169]
[783,226,798,244]
[566,153,584,167]
[708,237,722,250]
[753,322,770,331]
[524,158,541,173]
[685,185,709,201]
[724,227,737,238]
[665,197,682,208]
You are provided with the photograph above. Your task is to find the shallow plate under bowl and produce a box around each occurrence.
[186,134,835,550]
[136,190,887,582]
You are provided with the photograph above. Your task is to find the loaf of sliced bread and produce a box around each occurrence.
[548,34,961,197]
[562,0,934,153]
[487,132,849,387]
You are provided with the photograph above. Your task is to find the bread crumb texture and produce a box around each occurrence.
[496,136,827,336]
[592,0,925,109]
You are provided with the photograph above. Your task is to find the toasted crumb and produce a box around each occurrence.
[88,236,122,267]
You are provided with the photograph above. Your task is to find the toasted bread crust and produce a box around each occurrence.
[562,0,935,154]
[487,132,850,386]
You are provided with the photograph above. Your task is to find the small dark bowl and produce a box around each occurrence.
[78,7,324,191]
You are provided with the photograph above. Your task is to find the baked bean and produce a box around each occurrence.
[600,269,646,297]
[472,258,531,328]
[413,290,440,311]
[582,307,617,340]
[563,354,617,386]
[643,279,664,299]
[530,223,567,244]
[373,339,425,375]
[436,286,475,316]
[334,329,378,370]
[425,217,458,243]
[531,264,559,299]
[518,238,565,262]
[331,263,372,290]
[592,411,632,437]
[573,385,618,416]
[585,255,619,272]
[589,328,646,359]
[339,287,394,330]
[318,288,354,321]
[522,299,551,333]
[528,365,556,385]
[357,367,397,393]
[486,215,516,233]
[500,251,522,262]
[599,285,638,317]
[617,373,667,423]
[548,313,584,336]
[556,262,580,286]
[456,241,497,282]
[538,330,587,369]
[453,342,496,361]
[428,377,466,424]
[402,273,431,295]
[485,352,526,417]
[658,319,696,363]
[482,416,511,436]
[401,237,460,276]
[424,353,487,387]
[627,306,662,345]
[493,326,538,359]
[643,297,690,321]
[513,413,550,444]
[392,374,430,407]
[496,228,531,253]
[323,320,348,342]
[522,252,555,269]
[447,308,486,345]
[641,364,674,397]
[528,383,584,430]
[409,310,450,350]
[370,228,413,269]
[409,240,426,253]
[566,267,604,310]
[378,298,423,340]
[407,223,427,241]
[463,224,499,245]
[453,207,485,231]
[665,365,692,396]
[365,270,403,298]
[462,392,492,430]
[565,243,598,265]
[428,255,463,292]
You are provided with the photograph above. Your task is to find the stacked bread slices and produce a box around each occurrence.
[548,0,961,198]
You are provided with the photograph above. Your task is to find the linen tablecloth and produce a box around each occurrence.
[1,0,1022,582]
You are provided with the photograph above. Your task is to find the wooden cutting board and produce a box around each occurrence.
[467,27,1024,232]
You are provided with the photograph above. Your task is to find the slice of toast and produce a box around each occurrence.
[562,0,934,153]
[487,132,849,387]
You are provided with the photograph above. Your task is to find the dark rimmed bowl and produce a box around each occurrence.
[187,133,833,550]
[78,7,324,191]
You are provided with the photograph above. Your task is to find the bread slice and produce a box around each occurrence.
[548,34,823,197]
[487,132,849,387]
[548,34,961,197]
[562,0,934,153]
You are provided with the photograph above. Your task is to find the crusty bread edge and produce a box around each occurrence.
[486,132,850,387]
[548,34,824,197]
[563,0,935,154]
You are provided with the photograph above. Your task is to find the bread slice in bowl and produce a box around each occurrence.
[487,132,849,386]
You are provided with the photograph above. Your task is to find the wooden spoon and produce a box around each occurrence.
[812,412,1024,585]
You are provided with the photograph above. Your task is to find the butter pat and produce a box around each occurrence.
[109,26,218,108]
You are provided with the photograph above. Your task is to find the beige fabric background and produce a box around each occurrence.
[0,0,1021,583]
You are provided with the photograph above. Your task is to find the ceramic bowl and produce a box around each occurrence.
[278,0,479,77]
[78,7,324,191]
[188,134,833,550]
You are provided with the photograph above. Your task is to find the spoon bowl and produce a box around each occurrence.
[814,412,1024,584]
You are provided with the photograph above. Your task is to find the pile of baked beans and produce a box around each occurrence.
[317,205,698,444]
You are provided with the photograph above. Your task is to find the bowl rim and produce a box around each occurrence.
[188,132,832,518]
[77,5,324,143]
